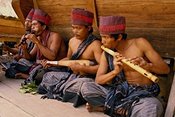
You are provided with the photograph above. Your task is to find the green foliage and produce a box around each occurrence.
[19,82,38,94]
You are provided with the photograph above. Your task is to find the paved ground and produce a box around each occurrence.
[0,66,174,117]
[0,71,108,117]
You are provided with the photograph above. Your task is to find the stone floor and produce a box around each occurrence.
[0,66,174,117]
[0,71,108,117]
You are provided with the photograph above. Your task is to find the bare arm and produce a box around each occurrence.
[26,32,62,60]
[3,35,25,55]
[137,38,170,74]
[45,38,72,67]
[95,52,122,85]
[37,33,62,60]
[22,44,37,60]
[77,41,102,74]
[66,39,73,59]
[3,45,19,55]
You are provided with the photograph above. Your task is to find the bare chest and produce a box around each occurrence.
[119,44,143,59]
[71,41,94,60]
[119,44,144,71]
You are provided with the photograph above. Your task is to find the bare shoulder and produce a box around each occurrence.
[134,37,152,48]
[68,37,76,46]
[89,40,102,53]
[49,31,62,40]
[135,37,150,45]
[69,37,75,43]
[90,40,102,47]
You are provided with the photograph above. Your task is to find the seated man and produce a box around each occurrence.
[38,8,102,106]
[80,16,170,117]
[4,9,34,61]
[2,9,35,78]
[22,8,67,81]
[1,9,34,62]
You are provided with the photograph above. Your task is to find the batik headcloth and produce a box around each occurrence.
[99,16,126,34]
[32,9,51,25]
[71,8,94,26]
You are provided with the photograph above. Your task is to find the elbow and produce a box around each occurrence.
[164,66,170,74]
[95,78,105,85]
[158,66,170,74]
[162,64,170,74]
[49,54,57,61]
[153,63,171,74]
[50,57,56,61]
[95,79,100,84]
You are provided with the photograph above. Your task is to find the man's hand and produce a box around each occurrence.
[14,44,19,48]
[14,54,22,61]
[113,53,124,75]
[3,44,10,51]
[69,62,84,74]
[20,43,28,50]
[130,57,152,71]
[40,59,51,68]
[25,34,40,45]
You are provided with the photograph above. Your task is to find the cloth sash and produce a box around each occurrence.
[71,34,97,60]
[105,52,125,85]
[105,82,160,117]
[104,52,160,117]
[36,30,50,60]
[18,31,34,56]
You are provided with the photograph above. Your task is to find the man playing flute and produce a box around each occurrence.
[80,16,170,117]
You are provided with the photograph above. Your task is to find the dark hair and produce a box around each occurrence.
[111,33,127,40]
[38,21,49,30]
[85,26,93,34]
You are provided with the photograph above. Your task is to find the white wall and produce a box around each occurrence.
[0,0,17,17]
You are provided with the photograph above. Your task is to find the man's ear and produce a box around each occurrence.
[88,26,91,31]
[118,34,123,41]
[42,25,46,30]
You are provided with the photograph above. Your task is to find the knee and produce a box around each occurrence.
[131,97,163,117]
[81,82,103,99]
[81,82,93,97]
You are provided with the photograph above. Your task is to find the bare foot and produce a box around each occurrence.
[2,67,6,71]
[86,103,104,112]
[115,108,128,116]
[15,73,29,79]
